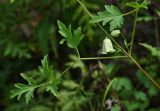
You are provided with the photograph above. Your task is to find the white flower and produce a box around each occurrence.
[111,30,120,37]
[101,38,115,54]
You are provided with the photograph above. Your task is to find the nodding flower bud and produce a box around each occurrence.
[111,30,120,37]
[101,38,115,54]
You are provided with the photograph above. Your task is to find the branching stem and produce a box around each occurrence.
[76,0,160,89]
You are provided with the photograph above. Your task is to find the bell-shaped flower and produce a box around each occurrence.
[101,38,115,54]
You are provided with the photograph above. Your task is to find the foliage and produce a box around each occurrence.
[63,0,99,41]
[10,55,60,104]
[0,0,160,111]
[57,20,84,49]
[140,43,160,57]
[10,73,37,104]
[125,0,150,9]
[90,5,124,31]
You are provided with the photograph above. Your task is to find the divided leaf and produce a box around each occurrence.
[140,43,160,57]
[10,55,60,104]
[10,74,37,104]
[90,5,124,31]
[125,0,150,9]
[57,20,84,48]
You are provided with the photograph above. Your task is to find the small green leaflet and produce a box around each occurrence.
[46,80,60,97]
[134,91,147,101]
[125,0,150,9]
[90,5,124,31]
[140,43,160,57]
[57,20,84,49]
[38,55,53,80]
[10,73,37,104]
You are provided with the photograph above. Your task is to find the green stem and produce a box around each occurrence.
[56,62,76,79]
[80,56,128,60]
[77,0,160,89]
[129,10,139,54]
[36,82,50,88]
[77,0,93,17]
[101,78,118,111]
[76,48,80,58]
[122,9,137,16]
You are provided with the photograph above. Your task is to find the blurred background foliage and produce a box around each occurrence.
[0,0,160,111]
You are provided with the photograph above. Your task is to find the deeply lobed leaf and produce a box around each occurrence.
[90,5,124,31]
[57,20,84,48]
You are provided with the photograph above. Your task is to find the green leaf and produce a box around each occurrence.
[38,55,53,79]
[10,84,36,104]
[134,91,147,101]
[57,20,84,48]
[10,74,37,104]
[90,5,124,31]
[46,80,59,97]
[62,80,79,89]
[25,88,35,104]
[112,77,133,91]
[140,43,160,57]
[125,0,150,9]
[20,73,36,85]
